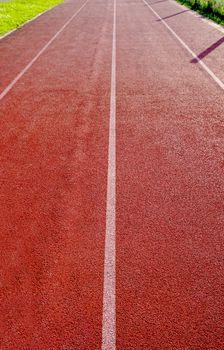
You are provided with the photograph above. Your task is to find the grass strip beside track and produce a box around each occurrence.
[175,0,224,25]
[0,0,64,36]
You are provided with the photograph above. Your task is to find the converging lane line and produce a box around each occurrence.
[102,0,116,348]
[0,0,89,101]
[142,0,224,91]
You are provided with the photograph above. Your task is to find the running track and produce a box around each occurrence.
[0,0,224,348]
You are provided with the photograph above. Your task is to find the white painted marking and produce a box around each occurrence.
[0,0,89,101]
[0,3,63,41]
[143,0,224,90]
[170,0,224,34]
[102,0,116,348]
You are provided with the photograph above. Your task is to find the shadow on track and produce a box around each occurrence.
[191,36,224,63]
[156,9,189,21]
[147,0,169,5]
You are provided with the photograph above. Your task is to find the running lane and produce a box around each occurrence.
[0,0,113,348]
[0,0,86,90]
[143,0,224,83]
[116,0,224,349]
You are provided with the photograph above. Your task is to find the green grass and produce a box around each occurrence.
[175,0,224,26]
[0,0,64,36]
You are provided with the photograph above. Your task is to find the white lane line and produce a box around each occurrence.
[102,0,116,348]
[142,0,224,91]
[0,3,62,41]
[0,0,89,101]
[170,0,224,34]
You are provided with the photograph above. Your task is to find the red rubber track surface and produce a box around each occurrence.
[116,1,224,349]
[0,0,113,348]
[0,0,85,90]
[147,0,224,82]
[1,0,224,348]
